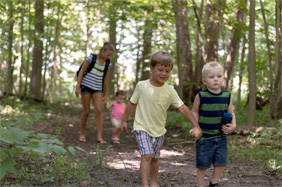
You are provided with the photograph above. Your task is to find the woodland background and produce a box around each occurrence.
[0,0,282,185]
[1,0,282,124]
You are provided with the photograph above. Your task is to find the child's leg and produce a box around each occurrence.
[140,154,153,187]
[79,94,91,141]
[211,166,225,184]
[150,158,159,187]
[196,168,206,187]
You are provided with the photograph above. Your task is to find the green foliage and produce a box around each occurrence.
[166,111,193,135]
[0,101,86,182]
[229,119,282,176]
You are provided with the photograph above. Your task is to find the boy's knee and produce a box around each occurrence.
[142,154,153,162]
[151,158,159,163]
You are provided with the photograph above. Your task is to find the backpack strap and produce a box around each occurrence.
[87,54,97,73]
[101,59,111,91]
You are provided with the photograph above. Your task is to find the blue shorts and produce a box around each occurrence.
[134,130,164,158]
[196,136,228,169]
[80,85,102,95]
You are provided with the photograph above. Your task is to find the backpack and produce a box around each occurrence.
[76,54,110,79]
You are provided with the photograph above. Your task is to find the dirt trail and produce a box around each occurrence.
[55,106,282,187]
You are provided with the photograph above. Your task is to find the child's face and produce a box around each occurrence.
[101,50,113,61]
[202,67,224,93]
[150,63,172,86]
[116,95,125,104]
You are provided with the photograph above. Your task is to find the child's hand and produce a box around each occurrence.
[120,121,128,132]
[222,123,236,134]
[190,127,202,141]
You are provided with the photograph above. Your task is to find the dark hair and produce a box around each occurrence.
[116,90,125,96]
[150,51,173,69]
[100,42,115,53]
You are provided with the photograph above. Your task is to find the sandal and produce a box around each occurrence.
[79,137,86,142]
[97,139,107,144]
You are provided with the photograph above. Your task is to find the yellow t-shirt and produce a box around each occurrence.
[130,80,184,137]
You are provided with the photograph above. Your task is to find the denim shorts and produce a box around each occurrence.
[80,85,102,95]
[196,136,228,169]
[134,130,164,158]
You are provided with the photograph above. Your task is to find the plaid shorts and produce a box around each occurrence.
[134,130,164,158]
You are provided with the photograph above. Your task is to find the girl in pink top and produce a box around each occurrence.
[106,90,126,144]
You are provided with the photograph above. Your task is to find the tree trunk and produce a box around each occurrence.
[172,0,193,100]
[30,0,44,101]
[19,0,26,97]
[224,0,247,90]
[24,0,32,97]
[134,25,142,87]
[204,0,221,62]
[6,1,14,96]
[109,0,118,98]
[270,0,282,122]
[140,7,153,81]
[237,35,246,103]
[246,0,256,127]
[192,0,205,89]
[260,0,273,91]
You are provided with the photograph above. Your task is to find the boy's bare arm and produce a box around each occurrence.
[192,94,200,122]
[120,101,137,132]
[178,104,202,140]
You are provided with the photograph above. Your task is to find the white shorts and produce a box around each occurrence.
[111,117,121,128]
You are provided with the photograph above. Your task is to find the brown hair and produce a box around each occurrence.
[100,42,115,54]
[150,51,173,69]
[116,90,125,96]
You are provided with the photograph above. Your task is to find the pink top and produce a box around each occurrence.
[111,101,126,120]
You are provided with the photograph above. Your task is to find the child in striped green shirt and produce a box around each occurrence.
[192,61,236,187]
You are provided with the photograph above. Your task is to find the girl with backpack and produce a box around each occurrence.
[75,42,115,143]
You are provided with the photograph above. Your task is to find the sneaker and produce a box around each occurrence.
[209,181,220,187]
[111,136,119,141]
[113,140,120,144]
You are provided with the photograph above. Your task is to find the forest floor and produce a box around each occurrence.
[35,102,282,187]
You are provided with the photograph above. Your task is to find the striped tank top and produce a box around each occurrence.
[198,89,231,140]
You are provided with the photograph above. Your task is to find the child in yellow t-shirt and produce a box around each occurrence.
[120,51,202,187]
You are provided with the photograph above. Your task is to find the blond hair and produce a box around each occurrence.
[202,61,223,77]
[150,51,173,69]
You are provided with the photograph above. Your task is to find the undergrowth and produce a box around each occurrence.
[0,98,110,186]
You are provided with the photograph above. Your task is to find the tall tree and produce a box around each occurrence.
[30,0,44,101]
[140,6,154,81]
[172,0,193,100]
[6,1,15,96]
[246,0,256,127]
[270,0,282,122]
[192,0,206,89]
[108,0,118,98]
[237,35,246,103]
[224,0,247,90]
[204,0,222,62]
[19,0,26,97]
[24,0,32,97]
[260,0,273,91]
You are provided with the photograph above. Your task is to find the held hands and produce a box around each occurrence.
[190,127,202,141]
[120,121,128,132]
[222,123,236,134]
